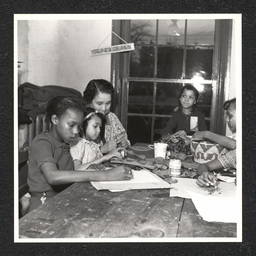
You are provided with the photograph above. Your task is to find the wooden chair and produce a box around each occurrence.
[28,113,51,147]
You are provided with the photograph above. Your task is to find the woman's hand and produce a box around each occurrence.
[100,141,117,154]
[196,170,217,187]
[105,166,133,181]
[106,148,125,161]
[117,135,130,149]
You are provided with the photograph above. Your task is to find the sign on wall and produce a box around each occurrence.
[90,43,135,56]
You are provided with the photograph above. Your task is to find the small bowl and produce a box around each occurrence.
[190,140,225,164]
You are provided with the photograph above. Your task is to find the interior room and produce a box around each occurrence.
[16,14,241,241]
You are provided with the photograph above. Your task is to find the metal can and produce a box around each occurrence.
[169,159,182,177]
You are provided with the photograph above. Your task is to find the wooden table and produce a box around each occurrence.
[19,143,237,239]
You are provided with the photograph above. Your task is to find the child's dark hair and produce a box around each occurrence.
[223,98,236,110]
[46,96,85,123]
[81,107,106,140]
[83,79,114,105]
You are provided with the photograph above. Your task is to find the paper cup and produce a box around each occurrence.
[149,142,168,159]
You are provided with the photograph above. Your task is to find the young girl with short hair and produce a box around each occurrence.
[162,84,207,136]
[70,107,124,171]
[27,96,132,212]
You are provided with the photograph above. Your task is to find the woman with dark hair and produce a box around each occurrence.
[83,79,130,154]
[162,84,207,136]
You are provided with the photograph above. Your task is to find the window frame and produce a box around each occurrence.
[111,19,232,143]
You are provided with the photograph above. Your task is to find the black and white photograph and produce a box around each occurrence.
[14,14,242,243]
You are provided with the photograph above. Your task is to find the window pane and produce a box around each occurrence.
[185,49,213,79]
[130,46,155,77]
[185,20,215,79]
[128,116,152,144]
[130,20,157,44]
[186,20,215,46]
[154,117,170,141]
[197,83,213,106]
[158,19,186,46]
[196,83,212,122]
[157,47,183,78]
[155,83,182,114]
[128,82,154,114]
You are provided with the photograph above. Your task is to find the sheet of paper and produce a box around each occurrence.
[169,178,238,223]
[169,178,236,198]
[190,116,198,131]
[91,169,172,192]
[189,191,238,223]
[169,178,198,198]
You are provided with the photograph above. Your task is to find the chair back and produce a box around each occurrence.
[28,114,51,146]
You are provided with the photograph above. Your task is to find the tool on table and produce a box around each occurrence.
[110,159,155,170]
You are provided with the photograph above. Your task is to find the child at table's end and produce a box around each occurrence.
[195,98,236,187]
[162,84,207,136]
[26,96,133,213]
[70,107,124,171]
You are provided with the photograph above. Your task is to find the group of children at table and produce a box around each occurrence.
[22,79,237,214]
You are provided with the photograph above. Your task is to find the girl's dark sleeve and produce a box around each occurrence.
[161,115,176,136]
[198,112,208,131]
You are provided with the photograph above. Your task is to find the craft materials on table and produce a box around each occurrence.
[130,145,152,152]
[110,158,155,170]
[216,173,236,183]
[159,131,191,161]
[169,159,182,177]
[91,169,172,192]
[169,178,238,223]
[190,140,225,164]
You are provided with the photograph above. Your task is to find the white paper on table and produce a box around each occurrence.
[169,178,197,198]
[189,191,238,223]
[216,173,236,183]
[91,169,172,192]
[169,178,238,223]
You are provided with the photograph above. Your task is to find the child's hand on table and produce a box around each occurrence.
[196,170,217,187]
[105,166,133,180]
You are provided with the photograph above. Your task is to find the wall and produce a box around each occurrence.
[18,19,112,93]
[229,20,236,100]
[18,21,29,85]
[226,19,239,136]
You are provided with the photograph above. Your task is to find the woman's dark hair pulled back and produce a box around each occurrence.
[83,79,114,105]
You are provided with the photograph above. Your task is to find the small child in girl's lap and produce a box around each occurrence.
[162,84,207,136]
[70,107,124,171]
[26,96,132,213]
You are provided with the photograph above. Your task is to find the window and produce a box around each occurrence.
[112,19,232,144]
